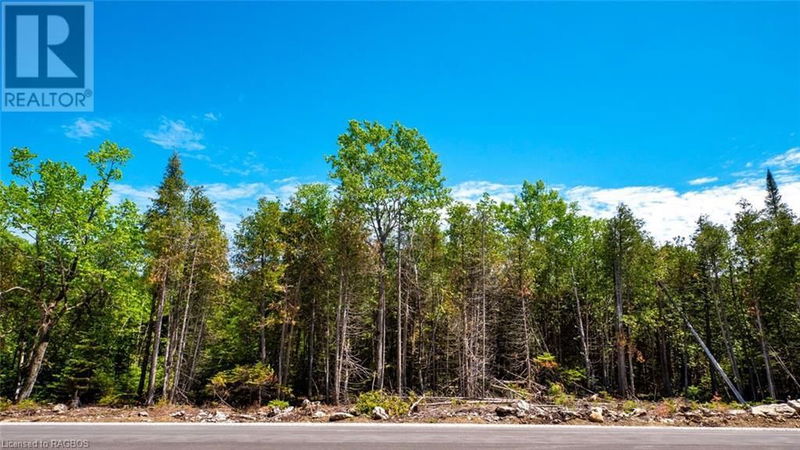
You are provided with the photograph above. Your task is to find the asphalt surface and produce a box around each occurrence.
[1,423,799,449]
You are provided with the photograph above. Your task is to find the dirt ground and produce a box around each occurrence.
[2,398,800,427]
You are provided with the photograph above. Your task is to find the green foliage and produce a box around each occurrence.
[534,353,558,369]
[547,383,575,406]
[15,399,39,411]
[267,399,290,409]
[354,391,413,416]
[561,368,586,386]
[0,142,144,402]
[686,385,702,401]
[208,363,279,407]
[622,399,637,412]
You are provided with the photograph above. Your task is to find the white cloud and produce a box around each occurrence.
[565,174,800,242]
[202,182,273,202]
[451,180,517,205]
[145,118,205,151]
[110,183,155,211]
[63,118,111,139]
[201,180,302,234]
[200,183,272,233]
[763,147,800,169]
[688,176,718,186]
[203,112,220,121]
[450,147,800,243]
[181,152,212,162]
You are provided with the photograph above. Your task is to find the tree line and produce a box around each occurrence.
[1,120,798,407]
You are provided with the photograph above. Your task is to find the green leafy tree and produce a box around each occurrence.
[327,120,449,390]
[0,142,142,402]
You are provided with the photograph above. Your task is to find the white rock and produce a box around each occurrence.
[137,411,149,417]
[788,400,800,413]
[751,403,797,417]
[312,411,326,418]
[213,410,229,421]
[329,412,354,422]
[588,407,604,423]
[515,400,531,413]
[372,406,390,420]
[52,404,68,414]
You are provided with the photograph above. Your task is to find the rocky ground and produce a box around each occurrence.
[3,398,800,427]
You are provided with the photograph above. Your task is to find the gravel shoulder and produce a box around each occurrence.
[3,398,800,428]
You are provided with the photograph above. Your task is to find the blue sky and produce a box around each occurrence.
[1,1,799,240]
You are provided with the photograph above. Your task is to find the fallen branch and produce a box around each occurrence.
[408,394,425,415]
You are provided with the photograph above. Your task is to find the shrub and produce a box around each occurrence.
[686,385,701,401]
[561,368,585,386]
[354,390,413,416]
[97,393,137,407]
[622,399,637,412]
[0,398,12,412]
[547,382,575,407]
[534,353,558,370]
[208,363,279,407]
[597,391,613,401]
[267,399,289,409]
[15,399,39,411]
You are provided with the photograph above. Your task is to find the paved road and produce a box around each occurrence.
[1,423,799,449]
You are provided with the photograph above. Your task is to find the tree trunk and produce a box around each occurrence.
[571,268,592,387]
[753,297,776,399]
[712,270,741,391]
[137,294,155,399]
[334,273,345,404]
[703,296,718,394]
[308,295,316,398]
[396,224,403,394]
[186,311,206,397]
[146,276,168,405]
[521,294,533,389]
[481,225,488,395]
[658,331,672,397]
[170,246,197,402]
[684,311,746,404]
[16,314,53,402]
[259,296,267,363]
[375,244,387,390]
[613,254,629,397]
[278,319,288,390]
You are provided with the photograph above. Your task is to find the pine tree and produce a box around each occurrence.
[142,153,190,405]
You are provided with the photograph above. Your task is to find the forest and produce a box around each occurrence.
[1,120,798,409]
